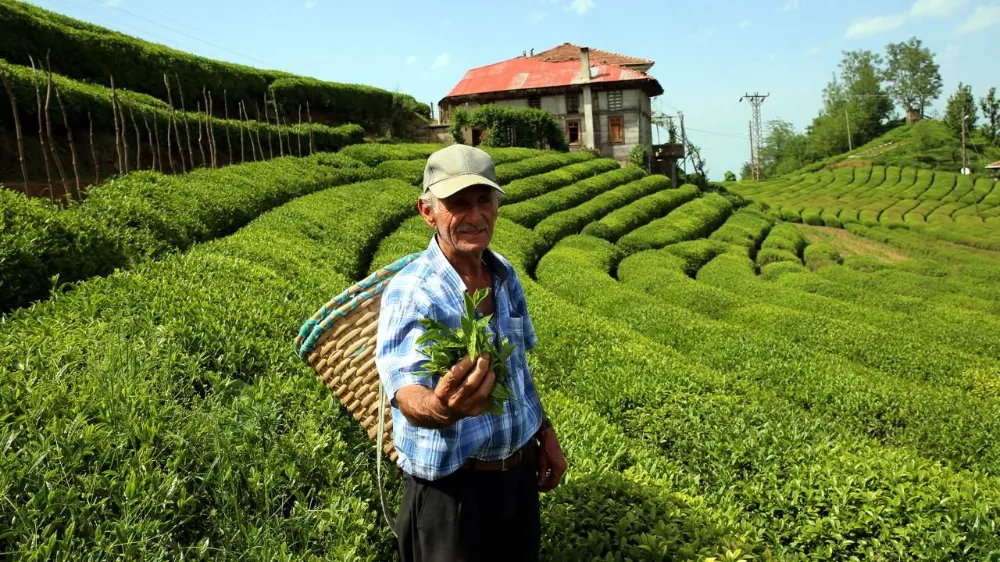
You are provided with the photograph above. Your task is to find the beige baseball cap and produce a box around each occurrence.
[423,144,504,199]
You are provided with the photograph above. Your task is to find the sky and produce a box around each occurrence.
[23,0,1000,180]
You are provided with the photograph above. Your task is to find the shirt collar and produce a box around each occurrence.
[426,235,509,288]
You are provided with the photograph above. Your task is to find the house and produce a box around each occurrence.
[438,43,664,163]
[987,160,1000,178]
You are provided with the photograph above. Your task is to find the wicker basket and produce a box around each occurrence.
[295,253,421,463]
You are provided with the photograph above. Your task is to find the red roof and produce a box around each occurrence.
[530,43,653,69]
[442,57,662,101]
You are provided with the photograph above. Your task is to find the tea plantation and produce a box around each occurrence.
[3,138,1000,560]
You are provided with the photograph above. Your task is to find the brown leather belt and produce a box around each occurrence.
[461,441,534,472]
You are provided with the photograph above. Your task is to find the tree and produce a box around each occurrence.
[839,50,895,144]
[759,118,809,176]
[740,161,753,180]
[980,87,999,144]
[724,170,736,182]
[883,37,942,123]
[944,82,977,138]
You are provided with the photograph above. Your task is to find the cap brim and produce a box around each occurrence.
[426,173,503,199]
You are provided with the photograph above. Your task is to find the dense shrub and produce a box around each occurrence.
[617,193,733,254]
[581,184,700,242]
[500,166,644,228]
[450,105,568,151]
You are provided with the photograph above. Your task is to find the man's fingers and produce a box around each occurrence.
[537,448,550,487]
[462,355,491,390]
[434,354,474,399]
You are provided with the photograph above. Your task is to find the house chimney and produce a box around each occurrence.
[579,47,591,82]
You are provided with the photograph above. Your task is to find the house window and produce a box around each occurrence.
[607,90,623,111]
[528,96,541,109]
[566,119,581,145]
[609,116,625,144]
[566,93,580,114]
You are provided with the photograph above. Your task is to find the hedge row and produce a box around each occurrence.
[494,151,595,187]
[338,143,442,166]
[0,59,364,161]
[499,167,645,228]
[533,175,674,248]
[499,156,615,203]
[617,193,733,255]
[371,147,552,186]
[0,2,428,133]
[756,222,805,267]
[0,154,372,311]
[536,235,1000,558]
[707,204,773,253]
[0,179,418,559]
[581,184,700,242]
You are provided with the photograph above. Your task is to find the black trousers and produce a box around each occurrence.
[395,442,540,562]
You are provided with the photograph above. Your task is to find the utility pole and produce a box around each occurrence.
[748,120,754,179]
[845,107,853,152]
[740,92,769,180]
[678,111,688,176]
[961,113,968,174]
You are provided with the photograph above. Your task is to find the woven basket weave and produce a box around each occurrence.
[295,253,421,463]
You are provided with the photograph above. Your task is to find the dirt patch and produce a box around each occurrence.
[829,159,874,170]
[795,224,909,264]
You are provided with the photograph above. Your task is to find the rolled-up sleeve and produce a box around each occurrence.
[376,299,432,408]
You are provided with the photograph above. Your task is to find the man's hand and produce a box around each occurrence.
[432,353,496,419]
[395,354,495,428]
[536,427,566,493]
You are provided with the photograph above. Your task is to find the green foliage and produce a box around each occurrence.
[416,289,516,416]
[581,184,700,242]
[724,170,736,182]
[0,2,425,134]
[980,87,999,144]
[0,179,417,559]
[496,153,604,199]
[500,166,644,228]
[617,193,734,254]
[534,175,672,248]
[627,145,648,169]
[944,82,978,138]
[339,143,442,166]
[0,153,372,311]
[450,105,568,151]
[884,36,943,118]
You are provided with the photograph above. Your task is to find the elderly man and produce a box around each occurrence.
[375,144,566,561]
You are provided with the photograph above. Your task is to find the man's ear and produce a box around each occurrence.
[417,198,436,229]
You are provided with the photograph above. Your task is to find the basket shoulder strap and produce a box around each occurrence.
[376,382,397,537]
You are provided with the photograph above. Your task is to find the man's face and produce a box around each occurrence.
[419,185,497,256]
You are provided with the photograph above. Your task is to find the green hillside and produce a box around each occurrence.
[0,1,429,134]
[4,141,1000,559]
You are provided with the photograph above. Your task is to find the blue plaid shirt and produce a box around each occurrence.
[375,236,543,481]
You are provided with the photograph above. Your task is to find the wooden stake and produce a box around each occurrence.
[141,108,155,171]
[306,100,315,154]
[0,68,29,192]
[254,102,267,159]
[124,92,142,171]
[29,57,54,202]
[150,109,163,173]
[297,104,303,157]
[195,100,205,167]
[223,89,233,165]
[51,76,82,200]
[88,111,99,185]
[261,97,273,159]
[114,86,129,174]
[269,89,284,157]
[237,100,246,163]
[163,73,185,172]
[42,55,70,203]
[206,88,217,168]
[175,74,194,167]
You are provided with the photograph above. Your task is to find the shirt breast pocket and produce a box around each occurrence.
[499,315,526,376]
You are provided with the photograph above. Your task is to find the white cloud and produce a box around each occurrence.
[692,27,717,40]
[304,0,317,8]
[910,0,968,18]
[567,0,595,15]
[525,10,549,24]
[738,19,752,29]
[807,45,823,55]
[938,43,961,61]
[844,12,908,38]
[958,3,1000,33]
[781,0,799,11]
[405,55,418,66]
[431,52,452,70]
